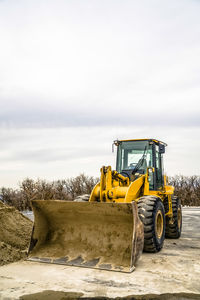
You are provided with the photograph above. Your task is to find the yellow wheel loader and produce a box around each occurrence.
[28,139,182,272]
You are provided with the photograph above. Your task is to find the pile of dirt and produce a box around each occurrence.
[0,201,33,266]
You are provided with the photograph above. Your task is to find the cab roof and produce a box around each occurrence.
[116,139,167,146]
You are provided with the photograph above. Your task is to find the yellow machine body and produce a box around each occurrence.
[90,165,174,218]
[28,138,176,272]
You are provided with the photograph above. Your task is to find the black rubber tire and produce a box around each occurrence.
[74,194,90,202]
[138,196,166,252]
[165,196,182,238]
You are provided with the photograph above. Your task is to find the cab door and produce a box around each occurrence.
[153,144,164,190]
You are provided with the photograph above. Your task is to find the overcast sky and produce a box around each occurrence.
[0,0,200,187]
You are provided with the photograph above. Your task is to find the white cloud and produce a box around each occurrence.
[0,0,199,186]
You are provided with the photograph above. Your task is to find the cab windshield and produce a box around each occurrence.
[116,140,152,174]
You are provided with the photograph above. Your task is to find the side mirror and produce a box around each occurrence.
[112,140,121,153]
[159,144,165,154]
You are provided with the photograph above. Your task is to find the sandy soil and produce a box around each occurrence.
[0,202,32,266]
[0,207,200,299]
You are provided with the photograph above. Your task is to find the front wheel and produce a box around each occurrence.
[138,196,165,252]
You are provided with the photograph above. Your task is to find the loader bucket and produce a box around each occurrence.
[28,200,144,272]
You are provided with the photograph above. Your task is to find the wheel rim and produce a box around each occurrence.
[178,207,182,229]
[155,210,163,239]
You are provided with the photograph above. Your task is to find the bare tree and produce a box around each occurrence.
[169,175,200,206]
[65,174,99,198]
[1,174,199,211]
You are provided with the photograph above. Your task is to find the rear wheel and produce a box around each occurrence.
[165,196,182,238]
[74,194,90,202]
[138,196,165,252]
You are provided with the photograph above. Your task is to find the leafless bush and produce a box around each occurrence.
[1,174,199,210]
[53,180,70,200]
[0,187,24,210]
[169,175,200,206]
[65,174,99,199]
[0,174,99,211]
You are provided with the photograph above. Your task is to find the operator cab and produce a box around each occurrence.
[115,139,167,191]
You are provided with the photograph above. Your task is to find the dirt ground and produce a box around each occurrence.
[0,207,200,300]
